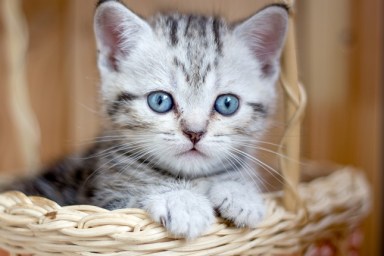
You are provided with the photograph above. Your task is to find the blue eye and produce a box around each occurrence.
[214,94,240,116]
[147,91,174,113]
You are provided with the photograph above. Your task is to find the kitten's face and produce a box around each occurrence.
[94,1,288,177]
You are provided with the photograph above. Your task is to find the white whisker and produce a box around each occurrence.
[228,146,286,186]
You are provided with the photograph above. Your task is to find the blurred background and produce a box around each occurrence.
[0,0,382,255]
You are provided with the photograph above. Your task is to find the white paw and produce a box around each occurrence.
[208,181,265,228]
[143,190,214,239]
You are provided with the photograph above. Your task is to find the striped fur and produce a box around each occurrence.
[2,1,288,239]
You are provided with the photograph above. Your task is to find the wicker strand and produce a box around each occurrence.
[278,1,305,212]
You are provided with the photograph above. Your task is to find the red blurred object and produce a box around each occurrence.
[0,249,8,256]
[305,229,363,256]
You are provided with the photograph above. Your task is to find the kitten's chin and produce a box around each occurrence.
[166,149,224,178]
[153,142,226,178]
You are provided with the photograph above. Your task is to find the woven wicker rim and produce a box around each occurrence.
[0,167,371,255]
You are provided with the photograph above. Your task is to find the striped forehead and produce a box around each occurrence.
[152,14,227,88]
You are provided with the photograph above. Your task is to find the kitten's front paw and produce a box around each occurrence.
[143,190,214,239]
[208,181,265,228]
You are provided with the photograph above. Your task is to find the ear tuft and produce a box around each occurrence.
[234,6,288,77]
[94,1,150,72]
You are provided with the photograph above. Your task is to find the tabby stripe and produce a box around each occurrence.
[167,17,179,46]
[198,16,207,37]
[247,103,268,116]
[173,57,190,82]
[184,15,193,36]
[201,63,212,84]
[119,150,178,178]
[118,92,137,102]
[120,150,152,166]
[108,92,138,116]
[212,18,223,54]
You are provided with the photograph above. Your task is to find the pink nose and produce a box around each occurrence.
[183,130,205,144]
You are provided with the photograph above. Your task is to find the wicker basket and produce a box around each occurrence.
[0,166,371,255]
[0,0,372,255]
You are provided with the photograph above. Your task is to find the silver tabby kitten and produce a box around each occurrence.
[3,0,288,239]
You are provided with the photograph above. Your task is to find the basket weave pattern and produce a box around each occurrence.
[0,168,370,255]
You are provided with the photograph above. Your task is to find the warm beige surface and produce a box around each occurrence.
[296,1,383,254]
[123,0,287,20]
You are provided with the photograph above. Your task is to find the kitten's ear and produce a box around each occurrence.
[94,1,151,72]
[234,6,288,77]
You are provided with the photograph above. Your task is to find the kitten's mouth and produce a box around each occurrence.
[178,147,206,158]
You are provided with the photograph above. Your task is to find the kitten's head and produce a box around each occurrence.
[94,0,288,177]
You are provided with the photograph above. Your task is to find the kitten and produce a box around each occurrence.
[2,0,288,239]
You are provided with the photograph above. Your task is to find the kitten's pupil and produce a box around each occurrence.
[224,98,231,108]
[156,96,163,106]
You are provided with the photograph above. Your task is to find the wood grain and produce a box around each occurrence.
[297,0,383,255]
[349,0,383,255]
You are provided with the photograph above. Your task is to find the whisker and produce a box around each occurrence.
[82,139,153,160]
[225,150,257,183]
[234,138,282,148]
[230,136,303,165]
[81,140,155,187]
[224,149,274,192]
[75,133,156,147]
[229,146,286,186]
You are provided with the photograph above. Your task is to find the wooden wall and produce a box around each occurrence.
[0,0,100,175]
[297,0,383,255]
[0,0,382,255]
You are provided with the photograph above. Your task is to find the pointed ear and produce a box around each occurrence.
[94,1,151,72]
[234,6,288,77]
